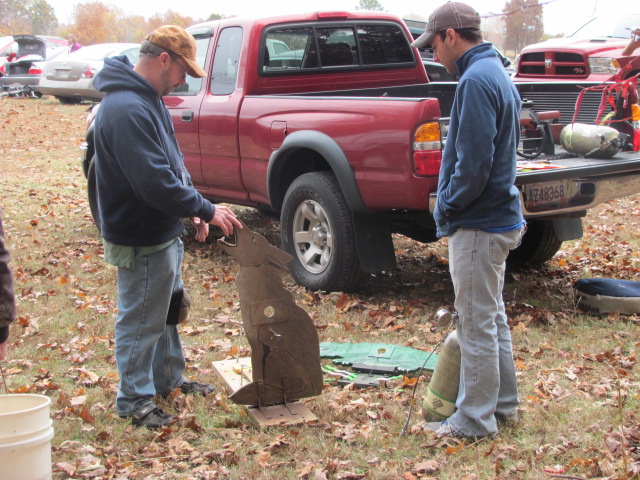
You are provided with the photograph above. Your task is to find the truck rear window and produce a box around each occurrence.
[261,22,415,74]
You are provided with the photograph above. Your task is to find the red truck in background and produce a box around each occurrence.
[513,14,640,127]
[81,11,640,292]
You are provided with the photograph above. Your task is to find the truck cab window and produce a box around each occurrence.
[211,27,243,95]
[262,27,317,72]
[260,22,415,75]
[357,24,414,65]
[317,27,357,67]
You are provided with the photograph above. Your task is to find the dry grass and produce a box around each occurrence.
[0,97,639,480]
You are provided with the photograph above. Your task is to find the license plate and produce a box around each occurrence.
[525,180,569,211]
[55,70,70,79]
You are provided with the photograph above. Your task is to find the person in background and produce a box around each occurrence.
[67,34,82,53]
[0,207,16,363]
[622,28,640,56]
[92,25,242,429]
[412,2,526,439]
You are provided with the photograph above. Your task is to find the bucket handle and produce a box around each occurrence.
[1,365,8,395]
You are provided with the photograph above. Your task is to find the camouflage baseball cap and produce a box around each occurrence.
[146,25,207,78]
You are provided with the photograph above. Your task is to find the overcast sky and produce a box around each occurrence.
[46,0,639,37]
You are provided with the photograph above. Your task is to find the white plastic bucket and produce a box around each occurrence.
[0,394,54,480]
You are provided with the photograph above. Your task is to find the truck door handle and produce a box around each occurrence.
[181,110,194,122]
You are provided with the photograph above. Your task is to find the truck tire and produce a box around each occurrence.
[280,171,368,292]
[507,219,562,265]
[87,156,102,234]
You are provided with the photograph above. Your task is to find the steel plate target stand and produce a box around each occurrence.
[212,221,322,428]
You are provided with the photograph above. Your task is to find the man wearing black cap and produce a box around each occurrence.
[414,2,525,439]
[93,25,242,429]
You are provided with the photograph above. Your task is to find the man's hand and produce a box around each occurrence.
[192,217,209,242]
[210,205,242,237]
[623,28,640,56]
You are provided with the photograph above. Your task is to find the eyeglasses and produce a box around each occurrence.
[168,52,188,78]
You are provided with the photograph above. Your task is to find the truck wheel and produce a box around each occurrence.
[87,156,102,234]
[507,219,562,265]
[280,172,367,292]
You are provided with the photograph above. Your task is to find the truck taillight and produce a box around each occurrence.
[413,122,442,176]
[317,11,348,19]
[632,103,640,124]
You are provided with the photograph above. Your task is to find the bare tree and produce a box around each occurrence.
[482,15,505,51]
[355,0,384,11]
[502,0,543,53]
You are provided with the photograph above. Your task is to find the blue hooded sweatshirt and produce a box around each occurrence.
[434,43,523,238]
[93,55,214,247]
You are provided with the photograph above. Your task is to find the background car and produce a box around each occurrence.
[38,43,140,104]
[0,35,67,94]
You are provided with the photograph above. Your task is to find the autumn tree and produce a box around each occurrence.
[115,15,147,43]
[72,2,119,44]
[0,0,31,35]
[355,0,384,11]
[146,10,193,32]
[0,0,57,36]
[502,0,543,53]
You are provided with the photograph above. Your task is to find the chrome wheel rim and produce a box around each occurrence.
[292,200,332,274]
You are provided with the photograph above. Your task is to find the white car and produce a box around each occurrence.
[38,43,140,104]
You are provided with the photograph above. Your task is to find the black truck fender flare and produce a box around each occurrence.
[266,130,367,213]
[267,130,396,273]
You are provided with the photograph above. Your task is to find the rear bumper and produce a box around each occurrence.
[38,78,102,100]
[0,75,40,90]
[429,170,640,218]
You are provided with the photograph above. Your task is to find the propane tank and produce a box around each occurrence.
[560,123,627,158]
[421,330,461,422]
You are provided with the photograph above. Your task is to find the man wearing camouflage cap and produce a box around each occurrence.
[93,25,241,429]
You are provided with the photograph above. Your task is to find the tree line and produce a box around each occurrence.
[0,0,223,44]
[1,0,549,55]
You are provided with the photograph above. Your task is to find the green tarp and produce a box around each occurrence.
[319,342,438,374]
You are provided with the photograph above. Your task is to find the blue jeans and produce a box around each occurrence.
[114,238,187,416]
[446,228,524,437]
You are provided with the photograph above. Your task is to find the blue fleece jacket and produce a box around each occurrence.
[93,56,214,247]
[434,43,523,238]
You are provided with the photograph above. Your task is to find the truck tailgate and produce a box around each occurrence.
[516,152,640,216]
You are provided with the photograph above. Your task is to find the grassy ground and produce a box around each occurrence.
[0,97,639,479]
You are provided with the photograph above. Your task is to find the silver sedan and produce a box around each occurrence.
[38,43,140,104]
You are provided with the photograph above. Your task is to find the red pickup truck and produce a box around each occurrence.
[513,14,640,126]
[81,11,640,292]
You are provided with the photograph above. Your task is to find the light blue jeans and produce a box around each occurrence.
[114,238,187,416]
[446,227,524,437]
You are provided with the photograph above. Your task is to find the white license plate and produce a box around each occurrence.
[55,70,70,79]
[525,180,569,210]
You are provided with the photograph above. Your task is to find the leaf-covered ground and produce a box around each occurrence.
[0,97,639,480]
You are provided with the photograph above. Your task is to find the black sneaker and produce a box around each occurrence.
[121,404,174,429]
[179,380,216,396]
